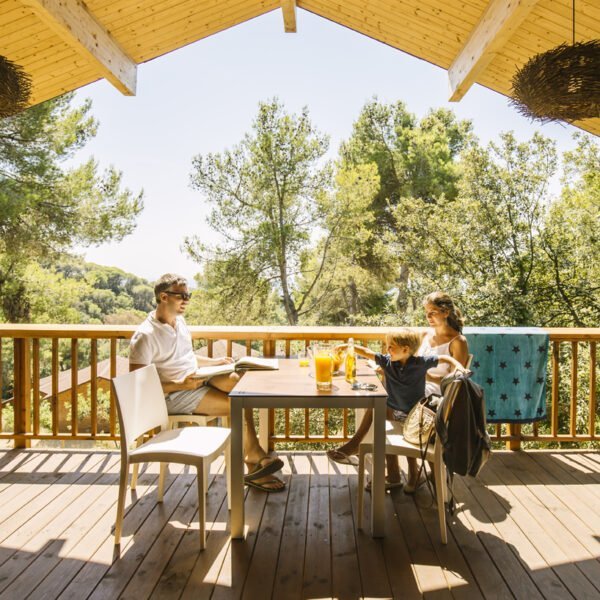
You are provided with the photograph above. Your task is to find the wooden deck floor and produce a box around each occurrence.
[0,448,599,599]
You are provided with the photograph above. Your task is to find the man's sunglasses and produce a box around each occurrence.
[164,291,193,301]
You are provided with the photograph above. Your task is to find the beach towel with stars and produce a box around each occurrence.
[464,327,549,423]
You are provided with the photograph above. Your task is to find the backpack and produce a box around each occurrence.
[435,370,491,481]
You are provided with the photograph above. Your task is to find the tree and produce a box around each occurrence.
[0,94,143,322]
[186,99,334,325]
[391,131,600,327]
[539,134,600,326]
[338,100,473,313]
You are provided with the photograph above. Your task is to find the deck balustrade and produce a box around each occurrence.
[0,325,598,450]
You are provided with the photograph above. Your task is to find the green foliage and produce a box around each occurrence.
[337,99,474,313]
[186,98,334,325]
[0,94,143,322]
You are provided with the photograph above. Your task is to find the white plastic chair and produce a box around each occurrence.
[130,414,229,489]
[112,365,231,550]
[357,421,448,543]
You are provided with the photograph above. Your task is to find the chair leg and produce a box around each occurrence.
[197,462,206,550]
[225,441,231,511]
[158,463,167,502]
[131,436,143,489]
[434,459,447,544]
[114,460,129,546]
[357,445,367,530]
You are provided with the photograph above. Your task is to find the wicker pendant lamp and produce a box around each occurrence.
[510,1,600,124]
[0,56,32,118]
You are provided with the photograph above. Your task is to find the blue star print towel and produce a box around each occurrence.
[464,327,549,423]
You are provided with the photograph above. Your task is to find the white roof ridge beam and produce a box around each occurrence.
[448,0,539,102]
[20,0,137,96]
[281,0,297,33]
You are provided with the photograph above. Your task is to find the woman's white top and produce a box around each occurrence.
[419,332,460,395]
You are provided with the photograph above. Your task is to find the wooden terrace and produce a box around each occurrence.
[0,325,599,598]
[1,447,600,599]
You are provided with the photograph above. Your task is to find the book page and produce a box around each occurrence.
[193,363,235,379]
[235,357,279,370]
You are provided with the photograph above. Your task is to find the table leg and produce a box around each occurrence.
[230,399,245,539]
[371,396,386,538]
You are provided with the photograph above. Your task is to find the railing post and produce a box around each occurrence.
[507,423,521,451]
[13,338,31,448]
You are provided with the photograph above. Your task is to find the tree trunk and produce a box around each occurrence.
[395,263,410,313]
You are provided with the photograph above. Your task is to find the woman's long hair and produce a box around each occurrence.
[424,292,464,333]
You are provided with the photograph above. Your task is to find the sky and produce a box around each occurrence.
[72,8,582,284]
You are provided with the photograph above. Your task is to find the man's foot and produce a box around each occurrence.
[244,456,284,481]
[245,476,286,493]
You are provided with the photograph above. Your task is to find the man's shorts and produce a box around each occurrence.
[165,385,210,414]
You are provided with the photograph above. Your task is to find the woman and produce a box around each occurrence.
[326,291,469,493]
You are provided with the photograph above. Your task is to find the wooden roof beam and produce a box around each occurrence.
[448,0,539,102]
[281,0,297,33]
[20,0,137,96]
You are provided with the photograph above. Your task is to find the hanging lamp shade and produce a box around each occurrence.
[510,40,600,124]
[0,56,32,118]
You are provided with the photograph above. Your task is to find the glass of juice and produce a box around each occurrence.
[314,344,333,391]
[299,348,310,367]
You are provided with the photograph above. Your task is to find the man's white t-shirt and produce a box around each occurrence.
[129,312,197,383]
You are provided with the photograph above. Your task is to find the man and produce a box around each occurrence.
[129,273,285,492]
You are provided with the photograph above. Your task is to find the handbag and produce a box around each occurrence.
[403,395,437,448]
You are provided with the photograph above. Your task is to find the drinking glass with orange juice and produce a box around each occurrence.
[314,344,334,390]
[298,348,310,367]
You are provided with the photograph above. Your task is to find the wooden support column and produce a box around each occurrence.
[281,0,297,33]
[507,423,521,451]
[13,338,31,448]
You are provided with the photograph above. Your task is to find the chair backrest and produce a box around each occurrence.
[112,364,169,449]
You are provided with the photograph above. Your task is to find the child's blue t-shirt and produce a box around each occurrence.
[374,353,439,412]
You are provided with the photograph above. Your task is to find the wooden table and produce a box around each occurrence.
[229,358,388,538]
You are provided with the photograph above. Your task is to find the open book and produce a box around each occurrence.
[191,357,279,379]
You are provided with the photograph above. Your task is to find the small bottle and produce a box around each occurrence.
[345,338,356,383]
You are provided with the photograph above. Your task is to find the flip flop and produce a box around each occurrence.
[364,479,403,493]
[326,449,358,466]
[244,456,284,482]
[245,477,286,493]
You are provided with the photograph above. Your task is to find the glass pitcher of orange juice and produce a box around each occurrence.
[314,344,334,391]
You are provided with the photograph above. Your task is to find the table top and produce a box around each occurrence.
[229,358,386,399]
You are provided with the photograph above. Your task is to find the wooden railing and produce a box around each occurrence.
[0,325,598,450]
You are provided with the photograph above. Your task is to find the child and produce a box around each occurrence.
[330,328,465,493]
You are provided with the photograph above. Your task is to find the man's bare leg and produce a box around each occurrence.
[195,388,285,491]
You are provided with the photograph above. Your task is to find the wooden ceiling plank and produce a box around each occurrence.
[448,0,540,102]
[300,4,452,68]
[303,0,457,63]
[281,0,297,32]
[112,3,279,62]
[133,6,280,62]
[105,0,266,31]
[20,0,137,95]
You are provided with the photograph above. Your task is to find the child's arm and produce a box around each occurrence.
[438,354,467,372]
[334,343,375,361]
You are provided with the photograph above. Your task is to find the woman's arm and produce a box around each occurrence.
[437,354,467,372]
[449,335,469,367]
